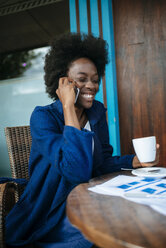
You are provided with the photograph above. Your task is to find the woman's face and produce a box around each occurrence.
[67,57,99,109]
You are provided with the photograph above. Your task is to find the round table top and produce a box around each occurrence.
[67,171,166,248]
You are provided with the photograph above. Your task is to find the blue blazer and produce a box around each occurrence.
[6,100,134,246]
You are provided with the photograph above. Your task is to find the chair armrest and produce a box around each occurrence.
[0,182,16,248]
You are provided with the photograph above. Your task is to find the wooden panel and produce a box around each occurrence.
[113,0,166,166]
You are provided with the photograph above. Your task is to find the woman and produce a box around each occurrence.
[6,33,159,247]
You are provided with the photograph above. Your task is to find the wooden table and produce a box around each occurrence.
[67,171,166,248]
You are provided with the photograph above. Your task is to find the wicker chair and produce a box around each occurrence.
[0,126,33,248]
[5,126,31,181]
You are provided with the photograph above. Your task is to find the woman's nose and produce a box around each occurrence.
[85,80,95,89]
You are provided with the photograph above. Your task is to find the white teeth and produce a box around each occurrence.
[83,94,94,99]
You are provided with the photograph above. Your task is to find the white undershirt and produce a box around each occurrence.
[84,121,94,153]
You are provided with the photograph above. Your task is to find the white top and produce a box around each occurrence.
[84,121,94,153]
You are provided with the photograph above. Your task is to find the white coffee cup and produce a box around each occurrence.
[132,136,156,163]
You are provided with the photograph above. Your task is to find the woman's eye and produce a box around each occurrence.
[78,78,86,83]
[93,80,99,84]
[76,78,99,84]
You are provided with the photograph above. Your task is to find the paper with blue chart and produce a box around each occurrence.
[88,175,166,216]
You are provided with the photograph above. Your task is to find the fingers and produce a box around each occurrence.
[133,143,160,169]
[59,77,77,89]
[68,78,80,89]
[58,77,81,91]
[59,77,70,86]
[141,162,156,167]
[57,77,77,105]
[56,88,60,98]
[140,143,160,168]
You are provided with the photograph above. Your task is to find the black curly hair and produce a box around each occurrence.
[44,32,109,100]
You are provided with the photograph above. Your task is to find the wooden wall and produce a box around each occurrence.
[113,0,166,166]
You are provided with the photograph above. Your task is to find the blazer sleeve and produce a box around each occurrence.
[96,111,135,174]
[30,106,94,184]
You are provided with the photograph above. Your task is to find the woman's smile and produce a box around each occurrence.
[80,92,96,104]
[82,93,95,100]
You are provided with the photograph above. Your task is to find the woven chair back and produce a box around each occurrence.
[5,126,32,200]
[3,126,33,247]
[5,126,32,181]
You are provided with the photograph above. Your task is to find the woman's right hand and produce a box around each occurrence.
[56,77,81,130]
[56,77,76,108]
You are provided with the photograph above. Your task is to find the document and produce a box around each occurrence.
[88,175,166,216]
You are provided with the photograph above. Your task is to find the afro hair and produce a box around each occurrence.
[44,32,109,100]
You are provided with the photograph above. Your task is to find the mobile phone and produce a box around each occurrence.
[68,79,80,103]
[74,87,80,103]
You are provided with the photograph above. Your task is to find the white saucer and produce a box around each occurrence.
[132,167,166,178]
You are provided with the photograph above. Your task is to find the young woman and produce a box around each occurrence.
[6,33,159,248]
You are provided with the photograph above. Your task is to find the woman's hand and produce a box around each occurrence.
[56,77,76,108]
[56,77,81,130]
[132,144,160,168]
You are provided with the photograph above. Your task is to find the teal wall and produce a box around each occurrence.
[0,75,51,176]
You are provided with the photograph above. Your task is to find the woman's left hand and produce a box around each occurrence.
[132,144,160,168]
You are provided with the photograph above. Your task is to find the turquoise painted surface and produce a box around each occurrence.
[0,75,52,176]
[69,0,77,32]
[78,0,88,33]
[101,0,121,155]
[90,0,104,103]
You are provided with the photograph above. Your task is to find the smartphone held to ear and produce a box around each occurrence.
[74,87,80,103]
[68,79,80,103]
